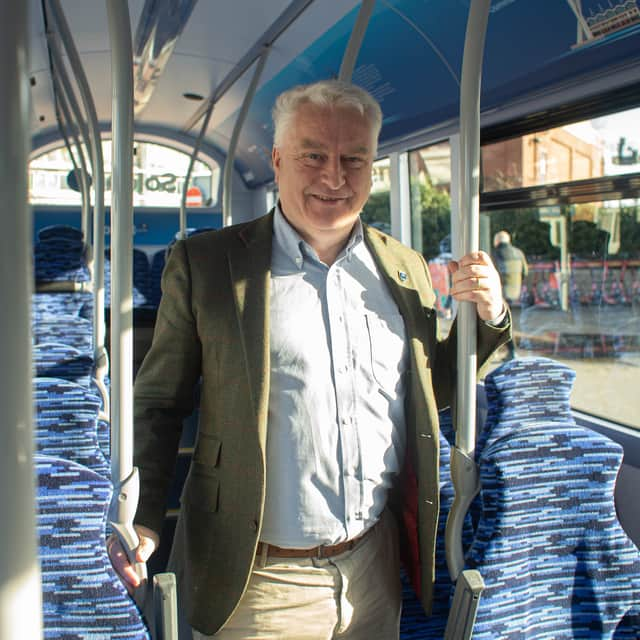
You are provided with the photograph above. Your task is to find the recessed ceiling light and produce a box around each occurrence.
[183,92,204,101]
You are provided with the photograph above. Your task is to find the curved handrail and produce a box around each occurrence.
[338,0,375,82]
[178,101,215,238]
[46,0,108,367]
[46,28,93,243]
[222,47,270,227]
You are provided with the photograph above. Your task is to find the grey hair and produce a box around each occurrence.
[494,230,511,246]
[272,79,382,151]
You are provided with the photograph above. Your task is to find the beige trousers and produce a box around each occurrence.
[192,510,402,640]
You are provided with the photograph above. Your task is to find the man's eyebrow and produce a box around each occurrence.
[297,139,371,155]
[347,145,370,155]
[299,138,326,150]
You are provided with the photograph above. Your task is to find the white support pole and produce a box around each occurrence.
[446,0,491,582]
[0,2,43,638]
[106,0,146,586]
[389,151,412,246]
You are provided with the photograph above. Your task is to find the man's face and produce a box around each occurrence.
[272,102,376,245]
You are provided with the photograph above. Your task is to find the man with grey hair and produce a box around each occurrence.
[109,79,510,638]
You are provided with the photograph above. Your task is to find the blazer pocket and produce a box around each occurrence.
[193,433,222,467]
[181,461,220,512]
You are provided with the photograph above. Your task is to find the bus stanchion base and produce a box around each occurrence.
[444,569,484,640]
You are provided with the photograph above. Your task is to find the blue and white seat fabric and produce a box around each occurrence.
[36,455,150,639]
[32,291,94,321]
[33,343,94,389]
[32,314,93,354]
[34,225,90,286]
[32,345,110,459]
[465,357,640,639]
[34,377,110,480]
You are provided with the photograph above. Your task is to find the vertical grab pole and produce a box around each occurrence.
[222,47,270,227]
[444,2,491,638]
[0,2,43,638]
[106,0,146,588]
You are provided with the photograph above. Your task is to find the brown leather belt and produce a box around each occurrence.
[256,526,372,560]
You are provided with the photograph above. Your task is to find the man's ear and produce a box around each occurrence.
[272,146,281,181]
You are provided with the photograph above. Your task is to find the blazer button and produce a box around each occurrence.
[250,520,258,533]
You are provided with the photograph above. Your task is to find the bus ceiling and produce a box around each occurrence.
[28,1,640,187]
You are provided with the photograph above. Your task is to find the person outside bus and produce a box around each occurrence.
[108,80,510,639]
[492,230,528,359]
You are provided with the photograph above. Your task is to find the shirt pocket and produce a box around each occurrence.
[365,312,408,397]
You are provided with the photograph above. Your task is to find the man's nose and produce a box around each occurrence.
[322,157,346,189]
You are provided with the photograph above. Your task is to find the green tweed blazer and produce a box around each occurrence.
[133,211,510,635]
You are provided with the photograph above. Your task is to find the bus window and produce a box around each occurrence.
[362,157,391,235]
[409,142,453,333]
[29,140,219,208]
[481,106,640,191]
[481,107,640,430]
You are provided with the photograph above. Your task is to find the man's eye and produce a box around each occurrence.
[345,157,365,167]
[303,153,323,165]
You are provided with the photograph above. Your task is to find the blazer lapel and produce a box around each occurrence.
[364,225,426,330]
[228,212,274,447]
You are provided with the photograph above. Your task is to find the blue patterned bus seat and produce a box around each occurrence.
[34,377,110,479]
[36,455,150,639]
[466,357,640,639]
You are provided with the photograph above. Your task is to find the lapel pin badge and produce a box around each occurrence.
[398,270,408,282]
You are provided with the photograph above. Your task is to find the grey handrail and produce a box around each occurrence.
[105,0,146,587]
[46,0,108,372]
[45,28,93,245]
[222,47,270,227]
[49,68,92,248]
[51,73,91,246]
[338,0,375,82]
[0,2,43,637]
[445,0,491,583]
[178,101,214,238]
[182,0,314,134]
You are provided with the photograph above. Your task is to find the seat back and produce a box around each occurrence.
[34,226,90,286]
[36,455,150,639]
[33,342,94,388]
[34,377,110,479]
[32,313,93,353]
[32,291,94,320]
[466,357,640,639]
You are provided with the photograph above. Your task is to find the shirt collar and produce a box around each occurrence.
[273,202,364,270]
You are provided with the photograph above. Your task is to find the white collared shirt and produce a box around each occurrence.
[260,206,409,548]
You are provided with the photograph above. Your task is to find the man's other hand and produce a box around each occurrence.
[107,525,159,594]
[448,251,505,322]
